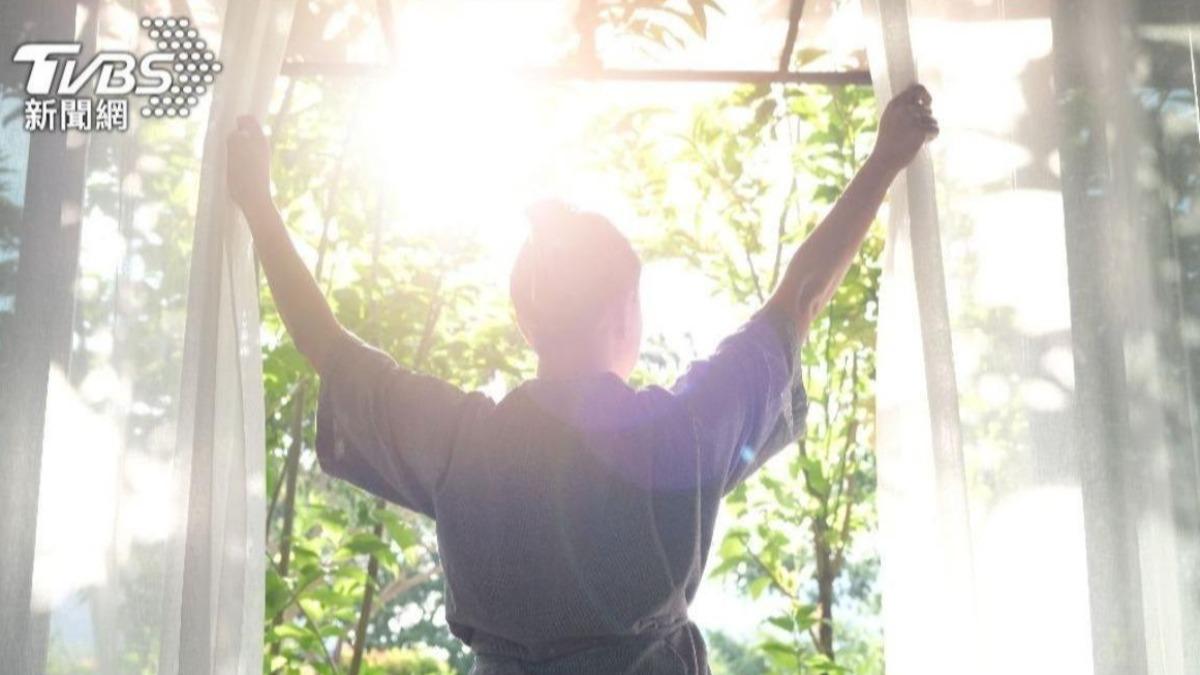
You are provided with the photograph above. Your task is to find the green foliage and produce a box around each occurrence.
[602,0,725,48]
[344,647,455,675]
[705,630,769,675]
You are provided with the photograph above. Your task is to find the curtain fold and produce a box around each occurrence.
[864,0,1200,673]
[163,2,295,672]
[859,1,980,672]
[0,0,294,672]
[0,1,96,672]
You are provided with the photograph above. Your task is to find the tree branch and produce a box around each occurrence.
[768,178,798,292]
[832,472,857,576]
[348,521,384,675]
[273,387,306,562]
[743,243,766,304]
[778,0,807,72]
[828,353,859,509]
[265,379,307,533]
[365,567,440,624]
[735,532,793,599]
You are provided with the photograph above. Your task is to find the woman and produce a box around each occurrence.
[227,84,936,674]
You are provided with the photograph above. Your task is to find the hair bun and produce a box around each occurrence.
[525,199,575,240]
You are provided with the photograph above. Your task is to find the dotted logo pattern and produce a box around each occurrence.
[138,16,223,119]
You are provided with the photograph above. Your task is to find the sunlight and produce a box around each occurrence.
[364,70,543,237]
[358,1,564,264]
[31,366,119,613]
[349,3,767,366]
[978,487,1093,674]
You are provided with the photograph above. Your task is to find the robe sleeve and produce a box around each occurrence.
[671,307,809,494]
[315,331,493,518]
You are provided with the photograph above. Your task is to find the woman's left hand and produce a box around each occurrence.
[870,84,939,174]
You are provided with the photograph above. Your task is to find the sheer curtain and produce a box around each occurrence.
[0,0,294,672]
[863,0,1200,673]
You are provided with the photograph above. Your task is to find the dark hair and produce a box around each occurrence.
[510,200,641,351]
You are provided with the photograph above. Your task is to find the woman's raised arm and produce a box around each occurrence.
[226,115,344,372]
[765,84,938,339]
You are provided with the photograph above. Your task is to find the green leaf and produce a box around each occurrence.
[264,567,290,619]
[340,531,390,557]
[767,615,795,633]
[298,597,326,623]
[374,507,418,549]
[748,575,771,599]
[718,535,745,559]
[801,455,831,497]
[272,623,309,641]
[754,98,778,128]
[687,0,708,36]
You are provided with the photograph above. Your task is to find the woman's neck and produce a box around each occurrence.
[535,348,616,381]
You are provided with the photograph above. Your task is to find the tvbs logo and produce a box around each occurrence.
[14,16,222,132]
